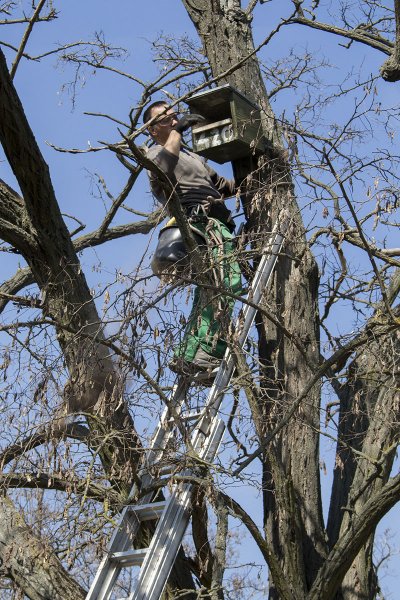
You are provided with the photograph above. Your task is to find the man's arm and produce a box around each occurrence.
[205,163,236,199]
[163,130,182,157]
[165,114,205,156]
[148,113,207,177]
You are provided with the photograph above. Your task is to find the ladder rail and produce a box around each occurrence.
[130,417,226,600]
[196,220,287,433]
[86,381,190,600]
[86,219,288,600]
[129,221,288,600]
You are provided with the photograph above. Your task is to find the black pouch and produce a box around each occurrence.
[151,224,206,276]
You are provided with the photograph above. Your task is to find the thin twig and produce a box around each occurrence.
[10,0,47,79]
[323,151,395,320]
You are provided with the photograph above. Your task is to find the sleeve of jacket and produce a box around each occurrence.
[147,146,178,176]
[204,162,236,197]
[146,146,178,203]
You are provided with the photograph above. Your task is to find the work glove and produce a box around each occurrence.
[173,113,206,134]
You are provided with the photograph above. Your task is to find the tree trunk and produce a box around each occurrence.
[0,496,86,600]
[0,47,195,598]
[182,1,326,596]
[329,326,400,598]
[0,48,141,488]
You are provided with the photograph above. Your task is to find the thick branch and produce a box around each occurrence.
[380,0,400,80]
[0,267,34,314]
[210,496,228,600]
[308,474,400,600]
[74,208,163,251]
[213,490,294,600]
[191,487,213,588]
[291,11,400,81]
[0,472,121,504]
[0,496,86,600]
[0,422,89,468]
[0,179,37,252]
[291,16,392,55]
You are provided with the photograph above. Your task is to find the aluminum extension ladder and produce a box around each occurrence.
[86,218,287,600]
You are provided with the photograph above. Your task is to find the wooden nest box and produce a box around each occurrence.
[186,84,265,164]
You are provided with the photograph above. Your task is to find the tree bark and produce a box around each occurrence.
[0,496,86,600]
[0,46,195,598]
[330,325,400,599]
[182,0,326,596]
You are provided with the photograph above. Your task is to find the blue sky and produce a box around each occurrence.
[1,1,399,597]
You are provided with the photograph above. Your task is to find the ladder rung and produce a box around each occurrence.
[165,409,204,424]
[126,501,166,521]
[154,463,181,477]
[111,548,148,567]
[181,410,204,421]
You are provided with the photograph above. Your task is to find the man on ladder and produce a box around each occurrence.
[144,101,242,383]
[86,92,287,600]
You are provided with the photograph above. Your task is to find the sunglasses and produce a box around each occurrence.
[153,112,179,126]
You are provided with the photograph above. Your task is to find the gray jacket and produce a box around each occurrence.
[146,144,235,224]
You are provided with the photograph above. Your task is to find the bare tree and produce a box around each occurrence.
[0,1,399,599]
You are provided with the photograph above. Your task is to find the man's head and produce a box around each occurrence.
[144,101,178,145]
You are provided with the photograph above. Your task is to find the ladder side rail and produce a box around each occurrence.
[108,484,154,553]
[238,229,286,347]
[86,488,156,600]
[87,219,287,600]
[136,221,288,600]
[88,405,226,599]
[130,486,193,600]
[142,379,189,468]
[236,221,288,351]
[198,222,287,429]
[130,417,226,600]
[86,383,189,600]
[86,411,178,600]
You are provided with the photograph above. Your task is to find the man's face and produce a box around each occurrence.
[148,105,178,145]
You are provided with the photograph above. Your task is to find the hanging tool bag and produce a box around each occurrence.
[151,217,207,276]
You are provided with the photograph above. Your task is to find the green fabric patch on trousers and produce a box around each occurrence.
[175,218,242,362]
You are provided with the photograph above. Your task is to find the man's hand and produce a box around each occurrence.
[173,113,206,134]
